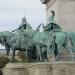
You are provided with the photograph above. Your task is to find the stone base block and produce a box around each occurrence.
[3,61,75,75]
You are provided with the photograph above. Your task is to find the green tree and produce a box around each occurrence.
[0,56,10,69]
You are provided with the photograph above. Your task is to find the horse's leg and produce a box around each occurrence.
[36,45,39,62]
[41,46,45,62]
[44,46,48,61]
[39,45,42,62]
[26,45,28,57]
[42,46,48,62]
[47,45,51,61]
[12,49,15,62]
[46,50,48,61]
[5,45,10,56]
[36,45,41,62]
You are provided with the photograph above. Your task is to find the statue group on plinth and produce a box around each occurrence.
[0,11,75,62]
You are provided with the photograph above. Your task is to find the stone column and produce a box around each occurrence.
[46,0,75,31]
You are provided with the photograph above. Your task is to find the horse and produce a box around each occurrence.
[0,31,14,55]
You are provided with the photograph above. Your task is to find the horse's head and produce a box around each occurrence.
[0,35,5,46]
[0,38,2,44]
[0,31,14,56]
[0,36,7,46]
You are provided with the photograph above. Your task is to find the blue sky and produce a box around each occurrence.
[0,0,46,49]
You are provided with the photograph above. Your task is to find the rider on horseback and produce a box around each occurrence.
[12,16,32,32]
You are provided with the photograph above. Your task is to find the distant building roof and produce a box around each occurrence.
[0,49,5,51]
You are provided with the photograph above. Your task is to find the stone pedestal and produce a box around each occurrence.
[3,63,29,75]
[27,63,53,75]
[3,61,75,75]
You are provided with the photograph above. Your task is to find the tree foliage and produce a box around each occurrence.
[0,56,10,69]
